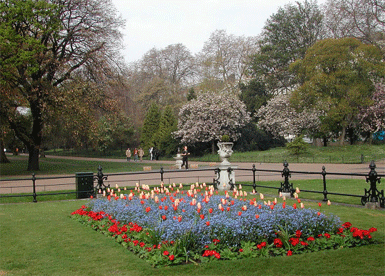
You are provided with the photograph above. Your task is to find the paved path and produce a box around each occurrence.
[1,155,384,195]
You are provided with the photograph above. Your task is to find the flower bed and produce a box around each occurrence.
[71,183,378,267]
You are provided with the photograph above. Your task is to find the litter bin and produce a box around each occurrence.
[76,172,94,199]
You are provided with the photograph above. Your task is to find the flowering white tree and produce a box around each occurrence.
[358,82,385,136]
[256,93,321,139]
[173,91,251,152]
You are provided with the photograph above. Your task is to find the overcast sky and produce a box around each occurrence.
[111,0,327,63]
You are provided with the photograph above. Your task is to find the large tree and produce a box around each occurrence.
[323,0,385,56]
[196,30,258,90]
[239,79,271,118]
[256,93,321,140]
[140,103,161,151]
[0,0,125,170]
[126,44,194,122]
[290,38,385,145]
[154,106,178,156]
[251,0,324,94]
[173,90,251,153]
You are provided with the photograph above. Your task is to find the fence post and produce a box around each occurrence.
[160,167,164,182]
[279,161,294,196]
[322,166,328,202]
[95,165,108,194]
[362,161,384,208]
[252,164,257,193]
[32,173,37,203]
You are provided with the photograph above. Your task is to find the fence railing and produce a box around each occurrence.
[1,161,384,207]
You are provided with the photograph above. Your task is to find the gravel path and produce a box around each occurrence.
[1,155,383,195]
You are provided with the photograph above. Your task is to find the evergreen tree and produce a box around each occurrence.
[187,87,197,101]
[156,106,178,156]
[239,79,271,118]
[141,103,161,151]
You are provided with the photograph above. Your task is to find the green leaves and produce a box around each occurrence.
[290,38,385,144]
[251,0,324,94]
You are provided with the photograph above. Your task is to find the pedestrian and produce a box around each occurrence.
[133,148,138,161]
[138,147,144,161]
[149,147,153,160]
[181,146,190,169]
[125,148,131,161]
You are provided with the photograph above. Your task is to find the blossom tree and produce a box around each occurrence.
[173,91,251,153]
[256,93,321,139]
[358,82,385,140]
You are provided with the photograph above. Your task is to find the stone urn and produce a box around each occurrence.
[217,142,234,165]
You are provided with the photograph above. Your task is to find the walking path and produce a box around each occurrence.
[1,155,383,195]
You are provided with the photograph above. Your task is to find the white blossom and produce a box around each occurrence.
[173,90,251,144]
[256,93,321,138]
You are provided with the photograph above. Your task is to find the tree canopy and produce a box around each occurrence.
[173,90,251,153]
[250,0,324,94]
[256,93,321,139]
[0,0,125,170]
[290,37,385,145]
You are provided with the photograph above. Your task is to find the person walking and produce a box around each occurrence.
[181,146,190,169]
[125,148,131,161]
[149,147,153,160]
[133,148,138,161]
[138,148,144,161]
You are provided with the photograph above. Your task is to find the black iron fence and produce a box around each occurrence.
[233,160,384,207]
[1,161,384,207]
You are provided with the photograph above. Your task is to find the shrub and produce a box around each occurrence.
[286,135,308,155]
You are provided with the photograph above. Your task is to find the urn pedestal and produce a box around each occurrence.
[217,164,238,191]
[216,142,237,191]
[174,153,183,169]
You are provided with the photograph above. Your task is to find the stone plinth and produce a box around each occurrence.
[281,192,292,199]
[365,202,381,209]
[217,164,238,191]
[174,153,183,169]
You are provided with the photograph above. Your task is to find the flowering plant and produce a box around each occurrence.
[71,183,378,267]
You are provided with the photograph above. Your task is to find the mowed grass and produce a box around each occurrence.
[239,178,385,206]
[0,198,384,276]
[193,144,385,164]
[0,155,170,177]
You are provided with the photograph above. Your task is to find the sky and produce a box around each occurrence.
[110,0,327,64]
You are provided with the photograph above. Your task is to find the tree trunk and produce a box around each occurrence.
[0,139,10,163]
[323,137,328,147]
[339,127,346,146]
[27,146,40,171]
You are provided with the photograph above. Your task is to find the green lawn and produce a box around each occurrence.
[239,178,385,206]
[193,144,385,164]
[0,155,170,177]
[2,144,385,177]
[0,199,384,275]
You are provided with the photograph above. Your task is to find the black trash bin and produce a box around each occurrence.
[76,172,94,199]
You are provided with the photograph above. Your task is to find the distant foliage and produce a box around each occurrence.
[173,91,251,145]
